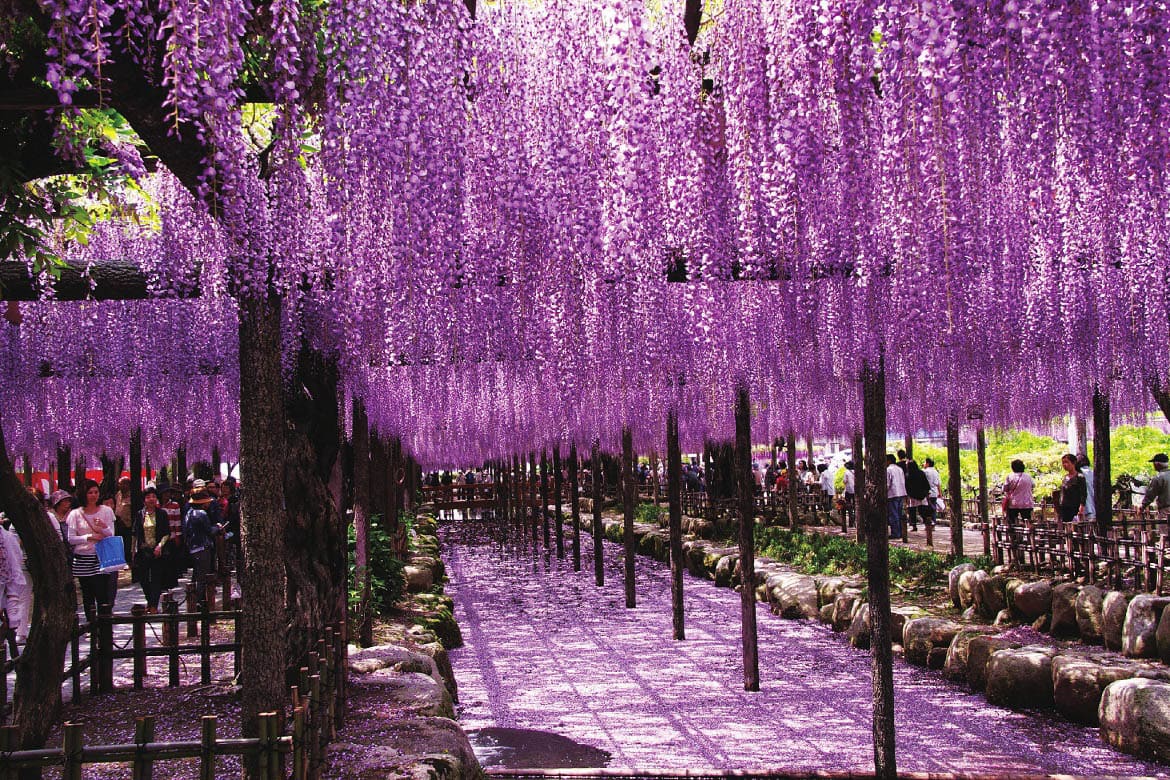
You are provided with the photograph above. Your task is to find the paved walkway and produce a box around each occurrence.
[443,519,1164,776]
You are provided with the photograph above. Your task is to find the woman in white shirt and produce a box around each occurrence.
[66,479,115,623]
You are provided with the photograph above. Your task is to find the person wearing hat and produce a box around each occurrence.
[1141,454,1170,536]
[183,484,221,605]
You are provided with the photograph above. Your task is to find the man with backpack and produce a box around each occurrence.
[905,460,931,533]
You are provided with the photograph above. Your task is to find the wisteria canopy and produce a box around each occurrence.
[2,0,1168,466]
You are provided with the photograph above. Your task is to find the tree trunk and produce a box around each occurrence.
[734,388,759,691]
[211,446,221,480]
[1147,375,1170,424]
[976,422,989,557]
[0,417,75,759]
[100,452,117,498]
[352,401,372,647]
[861,359,896,779]
[946,413,964,558]
[853,430,864,544]
[73,454,85,499]
[622,427,636,609]
[22,455,32,488]
[540,450,550,550]
[370,435,388,527]
[238,293,288,739]
[553,447,564,558]
[1093,386,1112,533]
[592,442,604,587]
[668,410,684,641]
[904,434,913,461]
[175,446,187,487]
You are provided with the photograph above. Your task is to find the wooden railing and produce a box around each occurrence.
[0,622,346,779]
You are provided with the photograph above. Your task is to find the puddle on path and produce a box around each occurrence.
[469,726,612,768]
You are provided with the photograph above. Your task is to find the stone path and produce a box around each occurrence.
[443,519,1166,776]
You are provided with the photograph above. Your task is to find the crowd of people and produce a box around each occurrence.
[1,474,242,644]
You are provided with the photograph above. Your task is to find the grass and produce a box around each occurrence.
[754,526,992,596]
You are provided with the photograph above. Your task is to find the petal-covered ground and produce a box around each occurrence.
[443,519,1166,776]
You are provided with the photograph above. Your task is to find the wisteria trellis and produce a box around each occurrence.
[3,0,1168,467]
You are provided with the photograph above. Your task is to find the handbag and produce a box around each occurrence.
[96,534,128,573]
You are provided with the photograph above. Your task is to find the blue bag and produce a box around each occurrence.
[96,534,128,573]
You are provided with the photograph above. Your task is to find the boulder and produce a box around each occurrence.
[1099,678,1170,763]
[418,641,459,702]
[404,565,434,593]
[1052,654,1138,725]
[1075,585,1106,644]
[994,609,1013,627]
[943,629,993,685]
[903,618,963,669]
[830,591,863,633]
[974,575,1007,619]
[1157,607,1170,666]
[360,671,456,719]
[984,645,1057,709]
[713,554,739,588]
[348,645,434,677]
[819,603,834,624]
[818,577,856,607]
[967,635,1021,692]
[962,606,977,621]
[847,604,871,649]
[1011,580,1053,621]
[332,717,480,780]
[1103,591,1133,652]
[771,573,820,620]
[948,563,976,610]
[1032,614,1051,633]
[890,608,924,646]
[1050,582,1082,637]
[958,569,986,610]
[1122,596,1170,659]
[683,541,709,578]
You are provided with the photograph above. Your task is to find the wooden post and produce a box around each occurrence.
[186,581,198,638]
[786,431,798,527]
[976,421,990,557]
[904,434,914,461]
[0,725,18,779]
[292,704,306,780]
[74,454,85,500]
[133,716,155,780]
[175,446,187,486]
[1093,386,1112,533]
[553,447,565,558]
[734,388,760,691]
[622,426,636,609]
[132,603,147,689]
[99,603,113,694]
[165,594,180,687]
[667,410,685,641]
[650,450,660,505]
[946,412,964,558]
[200,602,212,685]
[592,441,604,587]
[71,613,82,700]
[861,358,896,779]
[63,722,83,780]
[199,715,216,780]
[569,444,581,572]
[21,455,31,489]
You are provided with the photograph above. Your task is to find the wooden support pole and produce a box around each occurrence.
[976,421,990,557]
[21,455,32,488]
[861,359,896,779]
[352,402,372,647]
[569,444,581,572]
[947,412,964,558]
[63,722,83,780]
[622,427,636,608]
[74,454,86,499]
[130,428,144,519]
[57,444,72,491]
[668,410,684,641]
[553,447,565,558]
[132,716,155,780]
[786,431,798,526]
[540,450,551,550]
[592,442,604,586]
[175,446,187,487]
[131,604,147,689]
[904,434,914,461]
[199,715,215,780]
[734,388,760,690]
[1093,386,1113,533]
[853,430,864,544]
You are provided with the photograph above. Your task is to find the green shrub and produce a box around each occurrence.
[348,516,406,619]
[635,502,664,525]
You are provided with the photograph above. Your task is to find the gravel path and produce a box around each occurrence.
[443,519,1166,776]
